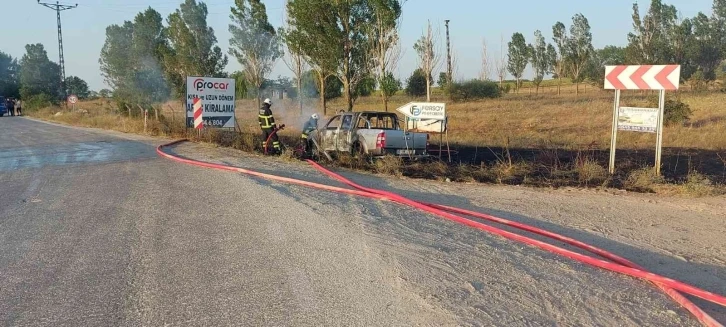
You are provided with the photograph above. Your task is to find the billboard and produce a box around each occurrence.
[186,76,236,128]
[617,107,658,133]
[396,102,446,120]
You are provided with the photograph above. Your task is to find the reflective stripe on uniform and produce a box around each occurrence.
[259,115,274,128]
[301,134,308,139]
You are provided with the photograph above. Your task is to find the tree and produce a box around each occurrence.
[552,22,568,95]
[353,75,376,99]
[279,11,308,114]
[19,43,61,101]
[507,32,528,92]
[229,0,281,109]
[65,76,90,99]
[626,1,678,65]
[230,71,248,99]
[583,46,626,86]
[689,12,722,80]
[163,0,228,97]
[413,20,440,101]
[379,72,401,100]
[301,70,341,100]
[494,35,507,88]
[367,0,403,111]
[480,38,490,81]
[437,72,448,88]
[99,8,170,105]
[0,51,20,98]
[406,68,428,97]
[567,13,594,95]
[99,89,112,98]
[285,0,341,115]
[528,30,553,94]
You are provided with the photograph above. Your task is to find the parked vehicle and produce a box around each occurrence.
[317,111,429,159]
[0,96,8,117]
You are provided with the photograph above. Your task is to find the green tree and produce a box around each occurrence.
[64,76,90,99]
[367,0,402,111]
[0,51,20,98]
[528,30,553,94]
[626,1,678,65]
[379,72,400,100]
[285,0,341,115]
[230,71,248,99]
[98,89,112,98]
[301,70,341,100]
[229,0,281,109]
[413,20,439,101]
[19,43,61,102]
[567,13,594,95]
[552,22,568,95]
[583,46,626,86]
[507,32,528,92]
[99,8,170,106]
[689,12,722,81]
[437,72,448,88]
[354,75,376,99]
[406,68,428,97]
[163,0,228,97]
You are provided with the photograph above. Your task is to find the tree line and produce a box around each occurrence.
[504,0,726,95]
[2,0,726,112]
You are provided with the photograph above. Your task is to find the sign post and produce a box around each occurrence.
[604,65,680,175]
[67,94,78,111]
[396,102,450,161]
[185,76,236,129]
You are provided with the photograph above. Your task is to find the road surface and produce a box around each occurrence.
[0,117,709,326]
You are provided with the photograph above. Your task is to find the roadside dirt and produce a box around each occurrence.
[167,141,725,326]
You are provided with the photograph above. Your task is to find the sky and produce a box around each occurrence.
[1,0,714,91]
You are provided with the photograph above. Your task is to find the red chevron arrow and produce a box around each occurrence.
[655,65,678,90]
[631,65,652,89]
[606,66,627,89]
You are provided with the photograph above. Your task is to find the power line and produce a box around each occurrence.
[38,0,78,100]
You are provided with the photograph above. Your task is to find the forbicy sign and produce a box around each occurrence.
[397,102,446,120]
[186,76,236,128]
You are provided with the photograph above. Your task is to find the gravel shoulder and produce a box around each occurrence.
[168,140,726,326]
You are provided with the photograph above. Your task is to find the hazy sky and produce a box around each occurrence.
[1,0,713,90]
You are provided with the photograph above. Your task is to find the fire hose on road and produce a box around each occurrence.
[157,139,724,327]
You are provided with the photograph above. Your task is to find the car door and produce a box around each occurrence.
[321,115,342,151]
[337,114,355,152]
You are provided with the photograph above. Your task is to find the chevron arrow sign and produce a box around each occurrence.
[604,65,680,90]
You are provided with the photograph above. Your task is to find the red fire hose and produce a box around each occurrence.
[157,140,724,326]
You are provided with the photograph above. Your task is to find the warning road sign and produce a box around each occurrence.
[67,95,78,104]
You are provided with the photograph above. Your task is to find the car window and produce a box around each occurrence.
[341,115,353,130]
[368,115,397,129]
[326,115,342,130]
[357,116,370,129]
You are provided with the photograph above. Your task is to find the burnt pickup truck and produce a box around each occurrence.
[317,111,429,158]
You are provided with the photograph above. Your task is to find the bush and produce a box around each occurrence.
[647,96,692,126]
[499,83,512,94]
[406,68,429,97]
[624,168,665,192]
[448,80,502,102]
[24,93,56,110]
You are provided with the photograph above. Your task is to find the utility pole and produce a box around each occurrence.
[445,20,452,86]
[38,0,77,101]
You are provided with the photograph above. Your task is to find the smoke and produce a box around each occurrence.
[265,95,323,132]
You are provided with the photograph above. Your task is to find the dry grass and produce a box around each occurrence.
[26,83,726,196]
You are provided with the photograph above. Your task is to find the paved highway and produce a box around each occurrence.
[0,117,702,326]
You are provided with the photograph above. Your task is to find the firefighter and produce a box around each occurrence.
[258,98,281,154]
[300,113,319,158]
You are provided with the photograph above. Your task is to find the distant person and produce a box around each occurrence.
[15,99,21,116]
[258,98,280,154]
[300,113,319,158]
[7,98,14,117]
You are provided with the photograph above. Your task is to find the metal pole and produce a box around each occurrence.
[608,89,621,174]
[655,89,666,175]
[445,20,452,86]
[38,1,77,101]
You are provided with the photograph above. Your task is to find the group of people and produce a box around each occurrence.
[258,97,319,158]
[5,98,22,116]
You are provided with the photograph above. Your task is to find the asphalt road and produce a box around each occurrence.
[0,117,704,326]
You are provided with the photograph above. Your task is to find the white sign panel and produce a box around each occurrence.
[406,118,447,133]
[396,102,446,120]
[617,107,658,133]
[186,76,236,128]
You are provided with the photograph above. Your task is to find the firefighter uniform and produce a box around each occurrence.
[259,99,280,154]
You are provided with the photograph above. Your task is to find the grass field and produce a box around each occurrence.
[29,82,726,196]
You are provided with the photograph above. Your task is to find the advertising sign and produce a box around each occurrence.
[617,107,658,133]
[185,76,236,128]
[406,118,447,133]
[396,102,446,120]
